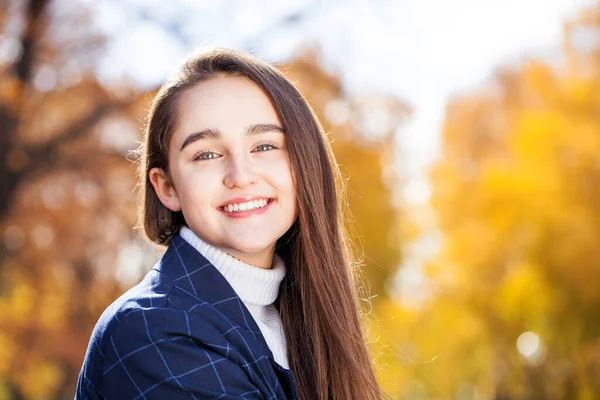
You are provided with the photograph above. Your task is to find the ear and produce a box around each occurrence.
[149,167,182,212]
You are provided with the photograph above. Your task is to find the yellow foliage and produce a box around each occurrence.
[494,261,553,325]
[0,384,10,400]
[419,4,600,398]
[0,334,12,376]
[15,359,63,399]
[8,283,35,325]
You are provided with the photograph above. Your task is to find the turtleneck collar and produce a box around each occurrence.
[179,226,286,306]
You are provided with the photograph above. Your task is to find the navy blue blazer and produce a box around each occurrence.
[76,231,298,399]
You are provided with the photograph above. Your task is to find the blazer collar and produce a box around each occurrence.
[153,231,274,358]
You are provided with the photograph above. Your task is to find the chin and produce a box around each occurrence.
[231,244,270,255]
[227,238,274,255]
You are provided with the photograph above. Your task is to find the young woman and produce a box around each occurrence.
[76,48,383,399]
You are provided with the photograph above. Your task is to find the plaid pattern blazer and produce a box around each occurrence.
[75,232,298,399]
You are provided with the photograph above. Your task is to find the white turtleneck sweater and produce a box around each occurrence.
[179,226,290,369]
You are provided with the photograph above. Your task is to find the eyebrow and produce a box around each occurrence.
[179,123,285,152]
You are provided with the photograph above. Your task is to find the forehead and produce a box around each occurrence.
[175,76,281,136]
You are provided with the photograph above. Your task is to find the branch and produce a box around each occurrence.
[14,0,50,105]
[22,88,156,179]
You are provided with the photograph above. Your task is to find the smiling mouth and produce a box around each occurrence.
[219,198,274,213]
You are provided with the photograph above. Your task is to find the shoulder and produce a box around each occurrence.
[77,271,239,397]
[77,267,176,398]
[88,304,260,399]
[84,264,241,368]
[90,268,173,351]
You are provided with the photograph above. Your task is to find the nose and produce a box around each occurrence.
[223,152,257,189]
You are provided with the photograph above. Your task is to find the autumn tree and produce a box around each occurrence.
[0,0,155,397]
[374,3,600,399]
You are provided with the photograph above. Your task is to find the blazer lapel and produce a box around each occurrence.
[153,232,274,359]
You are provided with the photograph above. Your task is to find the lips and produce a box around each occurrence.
[218,195,273,208]
[217,197,275,218]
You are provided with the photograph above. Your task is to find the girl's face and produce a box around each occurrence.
[149,76,297,269]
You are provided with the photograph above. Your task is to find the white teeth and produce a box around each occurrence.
[221,199,270,213]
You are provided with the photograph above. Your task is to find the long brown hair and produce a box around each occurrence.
[137,48,382,399]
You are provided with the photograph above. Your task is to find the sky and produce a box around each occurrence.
[90,0,594,303]
[92,0,593,204]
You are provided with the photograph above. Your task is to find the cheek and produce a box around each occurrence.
[281,165,298,216]
[279,153,296,190]
[176,168,219,208]
[273,159,296,196]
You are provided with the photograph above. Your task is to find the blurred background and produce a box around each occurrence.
[1,0,599,398]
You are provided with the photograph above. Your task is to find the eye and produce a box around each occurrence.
[192,151,221,161]
[252,142,278,152]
